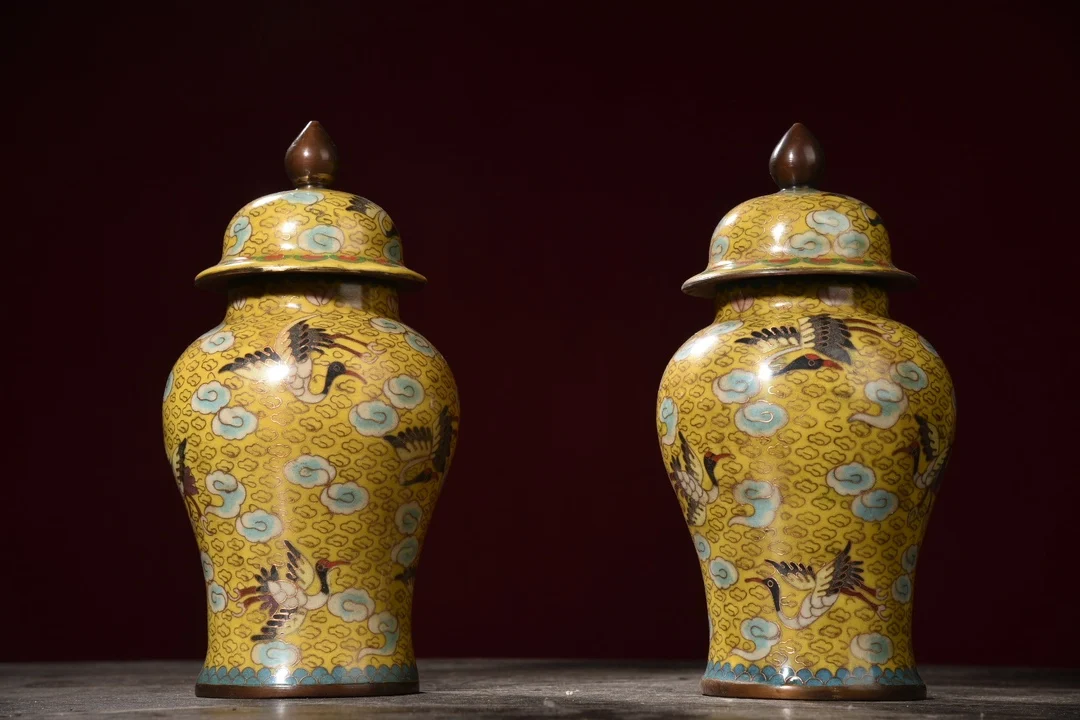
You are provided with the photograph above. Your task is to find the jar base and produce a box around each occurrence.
[701,678,926,701]
[195,681,419,699]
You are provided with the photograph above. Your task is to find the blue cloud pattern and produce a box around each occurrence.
[383,375,424,410]
[251,640,300,668]
[852,489,899,522]
[236,510,283,543]
[328,588,375,622]
[396,502,422,534]
[714,369,760,404]
[735,401,788,437]
[731,617,781,662]
[891,361,928,391]
[672,321,743,362]
[299,225,344,253]
[693,533,710,561]
[349,401,399,437]
[392,536,419,567]
[851,633,894,665]
[785,231,829,257]
[284,455,336,488]
[826,462,876,496]
[659,397,679,446]
[320,482,369,515]
[205,471,245,518]
[730,479,781,528]
[191,381,231,414]
[405,332,436,357]
[212,406,258,440]
[710,558,738,589]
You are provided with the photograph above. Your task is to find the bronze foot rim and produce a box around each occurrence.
[701,678,927,702]
[195,681,419,699]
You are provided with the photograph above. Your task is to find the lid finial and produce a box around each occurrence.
[285,121,338,189]
[769,123,823,189]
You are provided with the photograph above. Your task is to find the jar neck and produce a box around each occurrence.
[713,277,889,322]
[224,277,400,322]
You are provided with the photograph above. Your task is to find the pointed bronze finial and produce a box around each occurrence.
[285,121,339,188]
[769,123,824,189]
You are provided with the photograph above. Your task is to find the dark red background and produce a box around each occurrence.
[6,3,1077,665]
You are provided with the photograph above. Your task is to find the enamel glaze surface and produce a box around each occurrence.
[657,279,955,696]
[682,191,915,296]
[195,189,426,286]
[163,279,458,694]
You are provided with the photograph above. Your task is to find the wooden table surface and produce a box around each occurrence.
[2,660,1078,718]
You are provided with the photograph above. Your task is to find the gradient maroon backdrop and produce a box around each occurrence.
[6,3,1077,665]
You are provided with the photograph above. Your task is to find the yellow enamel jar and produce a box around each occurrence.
[162,123,459,698]
[656,125,955,700]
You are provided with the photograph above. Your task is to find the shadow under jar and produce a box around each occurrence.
[655,124,955,701]
[162,122,459,698]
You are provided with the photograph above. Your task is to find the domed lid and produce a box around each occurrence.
[681,123,916,297]
[195,121,427,288]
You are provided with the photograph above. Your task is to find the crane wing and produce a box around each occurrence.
[284,540,316,593]
[915,415,941,462]
[671,431,704,489]
[219,347,287,381]
[822,541,865,599]
[275,317,336,367]
[766,560,816,591]
[252,606,307,642]
[800,315,855,364]
[384,406,458,486]
[735,325,802,354]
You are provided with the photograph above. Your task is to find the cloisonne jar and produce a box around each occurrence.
[656,124,955,700]
[162,122,459,698]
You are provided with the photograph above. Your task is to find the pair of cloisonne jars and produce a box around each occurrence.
[163,122,955,701]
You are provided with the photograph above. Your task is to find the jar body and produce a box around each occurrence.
[162,278,459,698]
[656,279,954,700]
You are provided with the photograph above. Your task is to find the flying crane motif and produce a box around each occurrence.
[666,430,732,527]
[735,315,889,376]
[231,541,345,642]
[384,406,458,486]
[219,318,367,403]
[748,541,884,629]
[895,414,950,513]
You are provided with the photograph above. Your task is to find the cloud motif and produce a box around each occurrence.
[396,502,422,535]
[672,321,744,362]
[785,230,829,257]
[735,401,788,437]
[892,575,912,603]
[358,612,400,659]
[200,330,235,354]
[807,209,851,235]
[208,583,227,613]
[659,398,679,446]
[163,369,174,402]
[236,510,283,543]
[224,216,252,256]
[281,190,323,205]
[212,406,258,440]
[714,369,760,404]
[405,332,436,357]
[284,454,336,488]
[392,536,419,567]
[349,401,399,437]
[709,558,738,589]
[321,482,369,515]
[835,230,870,258]
[852,489,899,522]
[710,234,729,263]
[891,360,928,391]
[200,551,214,581]
[902,545,919,573]
[328,588,375,622]
[205,471,245,518]
[849,379,908,429]
[919,335,940,357]
[383,374,425,410]
[851,633,894,665]
[819,285,854,307]
[251,640,300,668]
[370,317,407,334]
[730,479,781,528]
[826,462,876,496]
[299,224,345,253]
[198,321,225,340]
[383,237,403,264]
[692,533,710,561]
[191,381,231,414]
[732,617,781,661]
